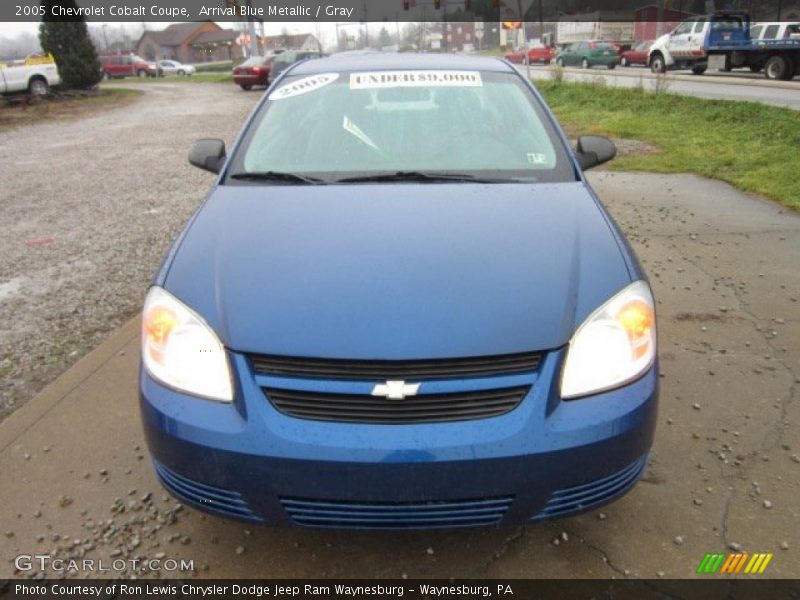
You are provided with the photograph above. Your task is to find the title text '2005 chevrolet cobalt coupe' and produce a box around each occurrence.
[140,54,658,529]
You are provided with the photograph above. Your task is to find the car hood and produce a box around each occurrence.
[163,182,633,359]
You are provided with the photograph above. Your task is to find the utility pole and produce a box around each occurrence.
[656,0,665,38]
[245,0,258,56]
[538,0,543,43]
[516,0,529,79]
[363,0,369,49]
[443,0,448,53]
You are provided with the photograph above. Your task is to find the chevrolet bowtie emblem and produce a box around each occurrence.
[371,380,420,400]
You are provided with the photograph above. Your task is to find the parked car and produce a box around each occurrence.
[0,53,61,95]
[556,41,621,69]
[157,60,196,77]
[100,54,158,79]
[141,54,658,529]
[232,55,276,90]
[504,45,554,65]
[620,41,654,67]
[267,50,326,85]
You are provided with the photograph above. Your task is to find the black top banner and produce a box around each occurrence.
[1,0,788,23]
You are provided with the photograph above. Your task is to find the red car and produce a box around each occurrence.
[232,55,276,90]
[620,41,654,67]
[504,46,554,65]
[100,54,158,79]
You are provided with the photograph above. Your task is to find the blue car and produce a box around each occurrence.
[140,53,658,529]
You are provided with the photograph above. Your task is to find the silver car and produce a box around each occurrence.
[157,60,196,77]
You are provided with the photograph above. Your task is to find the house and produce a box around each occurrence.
[137,22,244,64]
[259,33,321,52]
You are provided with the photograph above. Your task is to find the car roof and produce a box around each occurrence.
[289,52,515,75]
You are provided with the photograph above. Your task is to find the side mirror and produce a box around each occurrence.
[188,139,226,174]
[575,135,616,170]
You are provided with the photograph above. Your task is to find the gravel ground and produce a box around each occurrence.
[0,82,257,420]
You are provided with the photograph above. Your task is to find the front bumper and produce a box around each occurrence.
[140,349,658,529]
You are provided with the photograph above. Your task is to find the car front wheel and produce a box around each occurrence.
[581,58,590,69]
[240,84,252,91]
[137,69,148,78]
[28,77,49,95]
[691,65,707,75]
[556,57,564,67]
[621,57,628,67]
[178,70,185,77]
[650,54,666,73]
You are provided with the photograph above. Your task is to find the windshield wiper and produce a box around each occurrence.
[334,171,521,184]
[229,171,325,184]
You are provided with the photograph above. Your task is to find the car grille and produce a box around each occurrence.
[264,386,529,424]
[530,455,648,521]
[153,461,262,522]
[280,496,514,529]
[249,351,542,380]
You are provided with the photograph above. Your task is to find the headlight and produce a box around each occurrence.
[142,287,233,402]
[560,280,656,399]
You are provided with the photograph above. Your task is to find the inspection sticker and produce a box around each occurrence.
[269,73,339,100]
[350,70,482,89]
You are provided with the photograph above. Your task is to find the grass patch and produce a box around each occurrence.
[537,80,800,211]
[104,72,233,84]
[0,88,142,131]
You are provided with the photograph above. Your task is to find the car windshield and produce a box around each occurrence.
[228,69,574,183]
[132,55,147,63]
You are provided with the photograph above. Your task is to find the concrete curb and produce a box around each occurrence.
[0,317,140,453]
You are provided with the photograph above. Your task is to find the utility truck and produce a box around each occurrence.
[648,12,800,80]
[0,53,61,95]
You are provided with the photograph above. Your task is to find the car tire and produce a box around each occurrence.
[691,65,707,75]
[240,84,252,91]
[544,59,551,65]
[103,71,111,81]
[782,56,796,80]
[650,53,666,73]
[556,57,564,67]
[621,57,628,67]
[764,55,788,80]
[523,55,529,65]
[607,63,616,70]
[581,58,590,69]
[178,70,185,77]
[137,69,148,78]
[28,77,49,96]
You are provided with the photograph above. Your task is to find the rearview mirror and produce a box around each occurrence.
[575,136,616,170]
[188,139,226,174]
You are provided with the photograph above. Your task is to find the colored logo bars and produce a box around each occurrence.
[697,552,773,574]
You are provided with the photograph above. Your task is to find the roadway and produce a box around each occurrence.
[520,63,800,110]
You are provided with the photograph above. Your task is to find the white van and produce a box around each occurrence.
[749,22,800,41]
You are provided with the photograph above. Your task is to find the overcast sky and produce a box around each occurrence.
[0,20,343,40]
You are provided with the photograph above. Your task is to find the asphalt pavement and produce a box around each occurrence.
[522,63,800,110]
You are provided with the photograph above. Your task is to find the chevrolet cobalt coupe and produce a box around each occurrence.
[141,54,657,529]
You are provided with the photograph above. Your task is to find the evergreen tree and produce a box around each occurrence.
[39,0,101,89]
[378,27,393,49]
